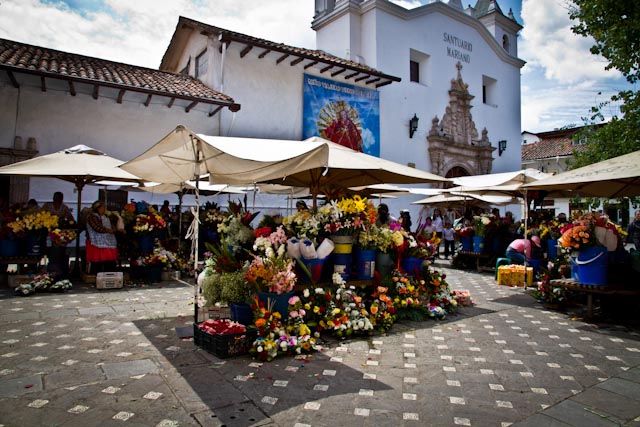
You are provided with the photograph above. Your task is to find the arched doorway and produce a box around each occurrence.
[444,166,470,188]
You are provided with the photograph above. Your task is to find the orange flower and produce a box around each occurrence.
[255,318,266,327]
[370,305,379,315]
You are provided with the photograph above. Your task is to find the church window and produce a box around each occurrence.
[409,49,430,85]
[482,75,497,107]
[502,34,510,53]
[410,61,419,83]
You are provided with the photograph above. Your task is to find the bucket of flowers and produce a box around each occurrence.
[245,225,297,319]
[8,210,59,256]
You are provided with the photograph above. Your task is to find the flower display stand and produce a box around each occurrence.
[257,291,295,320]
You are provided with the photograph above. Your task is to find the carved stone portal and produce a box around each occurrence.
[428,62,495,184]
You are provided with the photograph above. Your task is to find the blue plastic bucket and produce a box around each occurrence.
[356,249,376,280]
[527,259,540,275]
[0,239,19,257]
[401,257,423,276]
[333,252,352,282]
[547,239,559,259]
[572,246,608,285]
[297,257,325,285]
[138,234,155,254]
[230,303,254,326]
[257,291,295,319]
[461,236,472,251]
[472,236,485,253]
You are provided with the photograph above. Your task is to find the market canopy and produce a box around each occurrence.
[121,125,450,207]
[0,145,142,269]
[521,150,640,198]
[412,192,519,206]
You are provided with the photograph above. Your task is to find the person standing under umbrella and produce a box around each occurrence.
[43,191,74,225]
[85,200,118,274]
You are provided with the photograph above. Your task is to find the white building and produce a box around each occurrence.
[1,0,525,221]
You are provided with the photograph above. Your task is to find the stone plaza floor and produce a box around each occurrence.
[0,261,639,427]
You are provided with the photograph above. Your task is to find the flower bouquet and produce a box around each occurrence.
[472,213,496,238]
[131,247,176,267]
[318,196,376,235]
[133,212,167,235]
[49,228,77,246]
[245,253,296,295]
[7,210,59,235]
[559,218,599,251]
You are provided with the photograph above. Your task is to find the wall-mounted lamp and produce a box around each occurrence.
[498,140,507,156]
[409,114,419,138]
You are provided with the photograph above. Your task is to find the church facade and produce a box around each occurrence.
[1,0,524,214]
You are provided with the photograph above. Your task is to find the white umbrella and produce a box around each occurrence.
[122,125,449,210]
[522,150,640,197]
[0,145,142,269]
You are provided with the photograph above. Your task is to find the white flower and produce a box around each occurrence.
[303,289,310,298]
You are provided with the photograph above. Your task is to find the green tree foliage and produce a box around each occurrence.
[568,0,640,169]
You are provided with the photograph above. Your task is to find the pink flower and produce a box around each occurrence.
[290,310,299,318]
[288,295,301,305]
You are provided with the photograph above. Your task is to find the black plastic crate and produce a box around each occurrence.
[193,322,257,358]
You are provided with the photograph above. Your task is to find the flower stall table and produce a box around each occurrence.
[0,255,44,273]
[456,250,495,273]
[548,278,640,318]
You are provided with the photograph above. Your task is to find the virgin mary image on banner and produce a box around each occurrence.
[303,74,380,157]
[318,101,364,152]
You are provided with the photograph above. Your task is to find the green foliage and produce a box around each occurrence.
[567,1,640,207]
[257,214,282,230]
[219,271,254,304]
[568,1,640,163]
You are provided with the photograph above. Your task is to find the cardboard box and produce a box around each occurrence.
[161,270,181,281]
[96,272,123,289]
[497,265,533,287]
[7,274,34,288]
[82,272,96,284]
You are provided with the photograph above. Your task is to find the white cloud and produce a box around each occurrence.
[0,0,315,68]
[520,0,621,83]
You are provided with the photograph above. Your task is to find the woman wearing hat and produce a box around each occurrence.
[505,235,542,265]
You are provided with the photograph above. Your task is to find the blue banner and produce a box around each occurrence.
[303,74,380,157]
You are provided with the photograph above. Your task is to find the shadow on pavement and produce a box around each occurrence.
[133,317,393,426]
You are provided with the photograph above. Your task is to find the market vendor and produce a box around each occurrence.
[42,191,74,225]
[627,210,640,250]
[85,200,118,274]
[505,236,542,265]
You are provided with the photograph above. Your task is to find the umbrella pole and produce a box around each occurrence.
[73,181,84,277]
[523,189,529,288]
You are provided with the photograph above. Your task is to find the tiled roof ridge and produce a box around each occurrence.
[177,16,399,80]
[0,37,237,105]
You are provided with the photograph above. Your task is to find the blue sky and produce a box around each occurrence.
[0,0,633,133]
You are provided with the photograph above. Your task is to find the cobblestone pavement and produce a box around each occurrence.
[1,262,639,427]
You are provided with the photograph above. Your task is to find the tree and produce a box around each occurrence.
[568,0,640,169]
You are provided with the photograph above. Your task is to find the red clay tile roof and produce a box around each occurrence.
[522,128,586,161]
[163,16,400,87]
[0,38,240,111]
